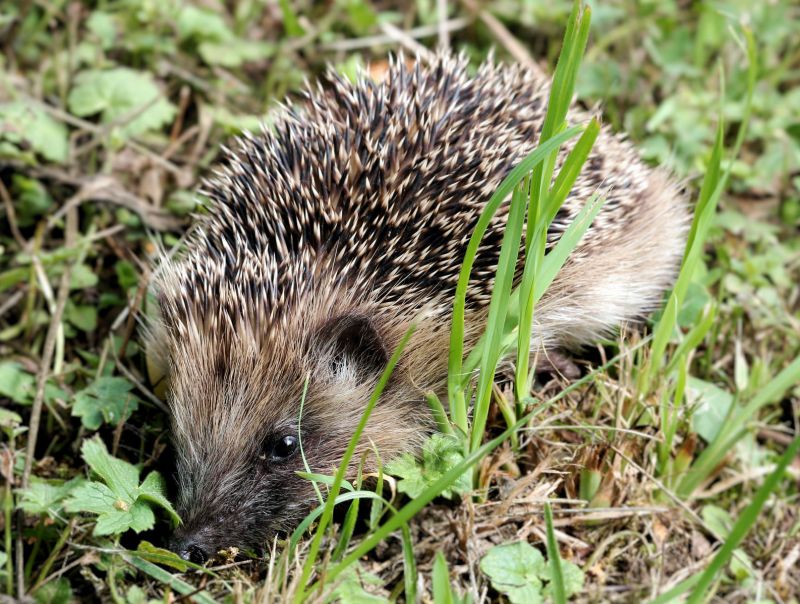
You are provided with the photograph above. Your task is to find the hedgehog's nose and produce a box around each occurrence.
[171,537,210,565]
[178,542,208,564]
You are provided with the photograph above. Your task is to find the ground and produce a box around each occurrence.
[0,1,799,603]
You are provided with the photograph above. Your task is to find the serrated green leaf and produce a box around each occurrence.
[387,433,471,499]
[71,377,139,430]
[65,481,121,515]
[127,500,158,533]
[64,437,180,535]
[18,476,84,518]
[80,437,140,500]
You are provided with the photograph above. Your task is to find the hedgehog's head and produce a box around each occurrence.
[147,285,432,562]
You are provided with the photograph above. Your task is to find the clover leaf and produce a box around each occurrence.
[65,437,180,536]
[480,542,546,604]
[68,68,175,140]
[480,541,584,603]
[0,102,69,163]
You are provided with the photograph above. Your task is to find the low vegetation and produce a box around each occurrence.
[1,0,798,602]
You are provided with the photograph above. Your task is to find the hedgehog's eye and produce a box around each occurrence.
[269,435,298,461]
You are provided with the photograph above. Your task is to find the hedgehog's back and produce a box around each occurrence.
[161,53,686,350]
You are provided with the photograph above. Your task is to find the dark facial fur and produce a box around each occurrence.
[148,53,687,560]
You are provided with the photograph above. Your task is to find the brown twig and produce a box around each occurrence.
[460,0,547,79]
[14,204,78,598]
[319,18,470,53]
[437,0,450,49]
[0,178,29,250]
[378,22,435,61]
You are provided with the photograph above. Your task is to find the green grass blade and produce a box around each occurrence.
[465,191,604,378]
[664,302,717,376]
[516,119,600,395]
[402,524,417,603]
[642,26,757,395]
[677,355,800,497]
[447,125,584,430]
[332,464,363,561]
[684,434,800,603]
[432,551,453,604]
[288,490,390,558]
[317,339,652,593]
[468,181,528,453]
[295,326,415,601]
[426,391,453,435]
[121,553,217,604]
[544,503,566,604]
[298,375,323,504]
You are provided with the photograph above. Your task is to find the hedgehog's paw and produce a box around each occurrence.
[533,349,580,380]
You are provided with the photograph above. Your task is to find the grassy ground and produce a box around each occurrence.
[1,0,799,602]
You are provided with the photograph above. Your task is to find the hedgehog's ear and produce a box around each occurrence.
[318,314,388,379]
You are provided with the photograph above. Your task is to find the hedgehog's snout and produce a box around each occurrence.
[169,529,212,565]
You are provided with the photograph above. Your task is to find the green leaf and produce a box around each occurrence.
[0,408,22,429]
[17,476,85,518]
[68,68,176,139]
[0,362,35,404]
[33,577,72,604]
[480,542,546,604]
[542,559,585,599]
[701,504,734,539]
[11,175,54,226]
[387,433,471,500]
[71,377,139,430]
[326,564,388,604]
[687,377,733,443]
[69,264,99,290]
[81,437,140,500]
[136,541,189,572]
[64,436,180,535]
[197,40,273,67]
[728,548,754,581]
[176,6,232,42]
[138,472,181,526]
[115,260,139,289]
[66,302,98,332]
[0,102,69,163]
[121,553,217,604]
[87,11,117,49]
[66,480,120,515]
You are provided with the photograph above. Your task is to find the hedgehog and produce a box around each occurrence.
[146,53,687,563]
